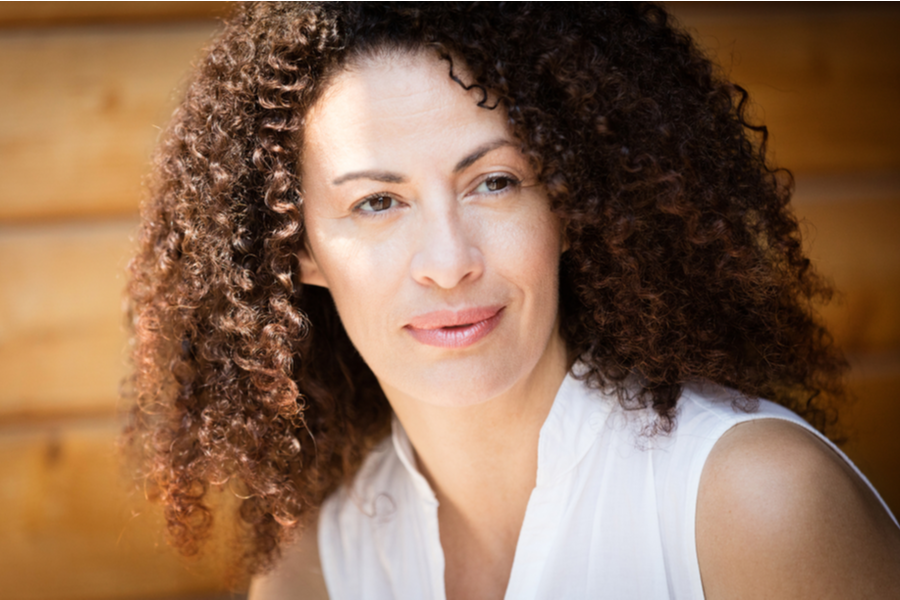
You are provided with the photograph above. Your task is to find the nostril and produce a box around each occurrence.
[409,213,484,289]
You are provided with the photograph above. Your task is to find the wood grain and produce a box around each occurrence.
[0,2,229,27]
[0,24,217,222]
[671,4,900,174]
[0,417,239,600]
[1,8,898,221]
[843,352,900,521]
[0,4,896,599]
[0,220,135,419]
[0,174,897,421]
[793,174,900,353]
[0,362,894,600]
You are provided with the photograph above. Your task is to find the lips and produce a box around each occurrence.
[405,306,504,348]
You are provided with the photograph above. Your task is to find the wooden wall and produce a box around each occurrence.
[0,2,897,599]
[0,4,237,599]
[670,1,900,515]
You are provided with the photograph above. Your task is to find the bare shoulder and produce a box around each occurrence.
[248,526,329,600]
[696,418,900,600]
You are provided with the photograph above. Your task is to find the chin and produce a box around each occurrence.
[389,353,540,409]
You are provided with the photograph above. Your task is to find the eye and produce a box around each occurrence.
[474,174,520,194]
[355,194,398,213]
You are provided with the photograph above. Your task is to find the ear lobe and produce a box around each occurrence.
[298,245,329,288]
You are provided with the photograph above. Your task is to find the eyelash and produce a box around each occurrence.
[473,173,521,195]
[354,194,399,215]
[351,174,522,216]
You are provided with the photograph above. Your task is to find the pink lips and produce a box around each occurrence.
[405,306,504,348]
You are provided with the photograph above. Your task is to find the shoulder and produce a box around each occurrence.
[696,418,900,599]
[250,436,400,600]
[318,433,404,531]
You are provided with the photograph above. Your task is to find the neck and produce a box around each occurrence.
[384,330,569,552]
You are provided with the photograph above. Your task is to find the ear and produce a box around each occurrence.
[298,243,329,288]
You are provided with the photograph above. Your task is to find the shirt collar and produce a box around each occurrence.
[535,367,612,487]
[391,413,439,504]
[390,366,612,498]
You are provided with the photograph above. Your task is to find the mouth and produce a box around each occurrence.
[405,306,504,348]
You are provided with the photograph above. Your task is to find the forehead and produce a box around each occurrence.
[301,51,511,178]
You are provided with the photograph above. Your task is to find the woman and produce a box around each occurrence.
[124,3,900,598]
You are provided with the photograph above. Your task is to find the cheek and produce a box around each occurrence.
[490,208,563,294]
[306,221,408,338]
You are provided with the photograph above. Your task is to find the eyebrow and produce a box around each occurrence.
[453,139,514,173]
[332,170,406,186]
[330,138,514,186]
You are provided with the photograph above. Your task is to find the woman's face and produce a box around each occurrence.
[299,50,567,408]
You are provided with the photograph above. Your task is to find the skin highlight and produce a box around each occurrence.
[697,420,900,599]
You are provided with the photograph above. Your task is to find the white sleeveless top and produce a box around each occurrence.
[317,372,897,599]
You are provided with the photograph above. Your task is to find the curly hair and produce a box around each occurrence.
[123,1,848,574]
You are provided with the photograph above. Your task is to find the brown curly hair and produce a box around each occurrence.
[123,1,848,574]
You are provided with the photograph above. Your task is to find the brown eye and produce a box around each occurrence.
[357,195,396,213]
[475,175,519,195]
[486,177,509,191]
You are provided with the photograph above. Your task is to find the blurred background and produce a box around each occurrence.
[0,2,898,599]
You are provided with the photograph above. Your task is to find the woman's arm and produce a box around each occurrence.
[248,527,328,600]
[697,419,900,599]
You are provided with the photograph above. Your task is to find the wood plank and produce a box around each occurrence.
[0,367,895,600]
[669,4,900,173]
[1,7,899,221]
[0,23,218,222]
[842,352,900,521]
[0,417,240,600]
[0,2,229,28]
[667,2,894,19]
[0,220,135,419]
[0,173,897,421]
[793,174,900,353]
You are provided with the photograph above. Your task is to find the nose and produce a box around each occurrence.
[409,203,484,289]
